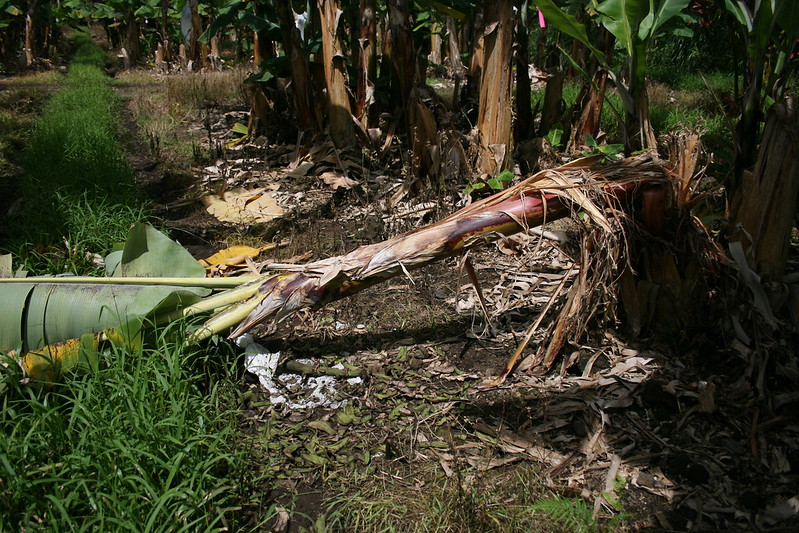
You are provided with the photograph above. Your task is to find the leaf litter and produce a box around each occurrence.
[137,105,799,532]
[229,218,798,531]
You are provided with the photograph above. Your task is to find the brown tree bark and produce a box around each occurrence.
[445,16,464,110]
[538,24,565,141]
[276,0,321,132]
[160,0,171,63]
[355,0,377,128]
[539,71,564,138]
[253,33,264,67]
[730,97,799,282]
[445,16,464,73]
[318,0,355,146]
[253,0,276,68]
[386,0,436,184]
[387,0,415,118]
[476,0,514,175]
[24,0,37,66]
[466,6,484,81]
[631,78,657,151]
[124,9,141,67]
[246,83,275,137]
[187,0,204,67]
[569,70,607,150]
[568,26,612,151]
[409,89,438,181]
[466,24,483,91]
[429,21,442,65]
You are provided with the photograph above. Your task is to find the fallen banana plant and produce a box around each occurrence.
[192,154,664,342]
[2,154,666,381]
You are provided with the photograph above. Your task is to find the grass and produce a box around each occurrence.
[115,68,248,112]
[0,322,271,531]
[10,193,149,275]
[322,462,574,532]
[648,74,734,155]
[668,71,735,94]
[23,65,131,198]
[524,74,733,156]
[650,106,730,146]
[5,30,147,275]
[163,68,248,110]
[0,70,65,86]
[119,68,247,167]
[1,35,274,532]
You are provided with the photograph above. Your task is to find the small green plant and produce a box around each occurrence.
[465,169,514,195]
[544,124,564,148]
[583,133,624,159]
[602,476,625,513]
[531,496,597,533]
[531,477,632,533]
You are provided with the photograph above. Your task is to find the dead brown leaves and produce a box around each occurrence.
[286,138,364,191]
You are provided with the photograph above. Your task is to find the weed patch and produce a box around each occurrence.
[0,70,64,86]
[163,69,248,110]
[119,68,247,169]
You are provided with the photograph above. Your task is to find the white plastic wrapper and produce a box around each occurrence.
[236,334,362,410]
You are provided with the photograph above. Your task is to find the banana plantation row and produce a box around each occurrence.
[2,0,797,281]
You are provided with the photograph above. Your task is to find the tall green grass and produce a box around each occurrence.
[10,31,146,275]
[23,34,133,201]
[1,32,274,531]
[0,325,269,531]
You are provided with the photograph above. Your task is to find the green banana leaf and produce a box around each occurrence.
[595,0,690,51]
[595,0,645,57]
[0,223,210,354]
[533,0,605,61]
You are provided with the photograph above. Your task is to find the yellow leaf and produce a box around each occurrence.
[18,337,84,382]
[16,326,145,382]
[199,245,267,268]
